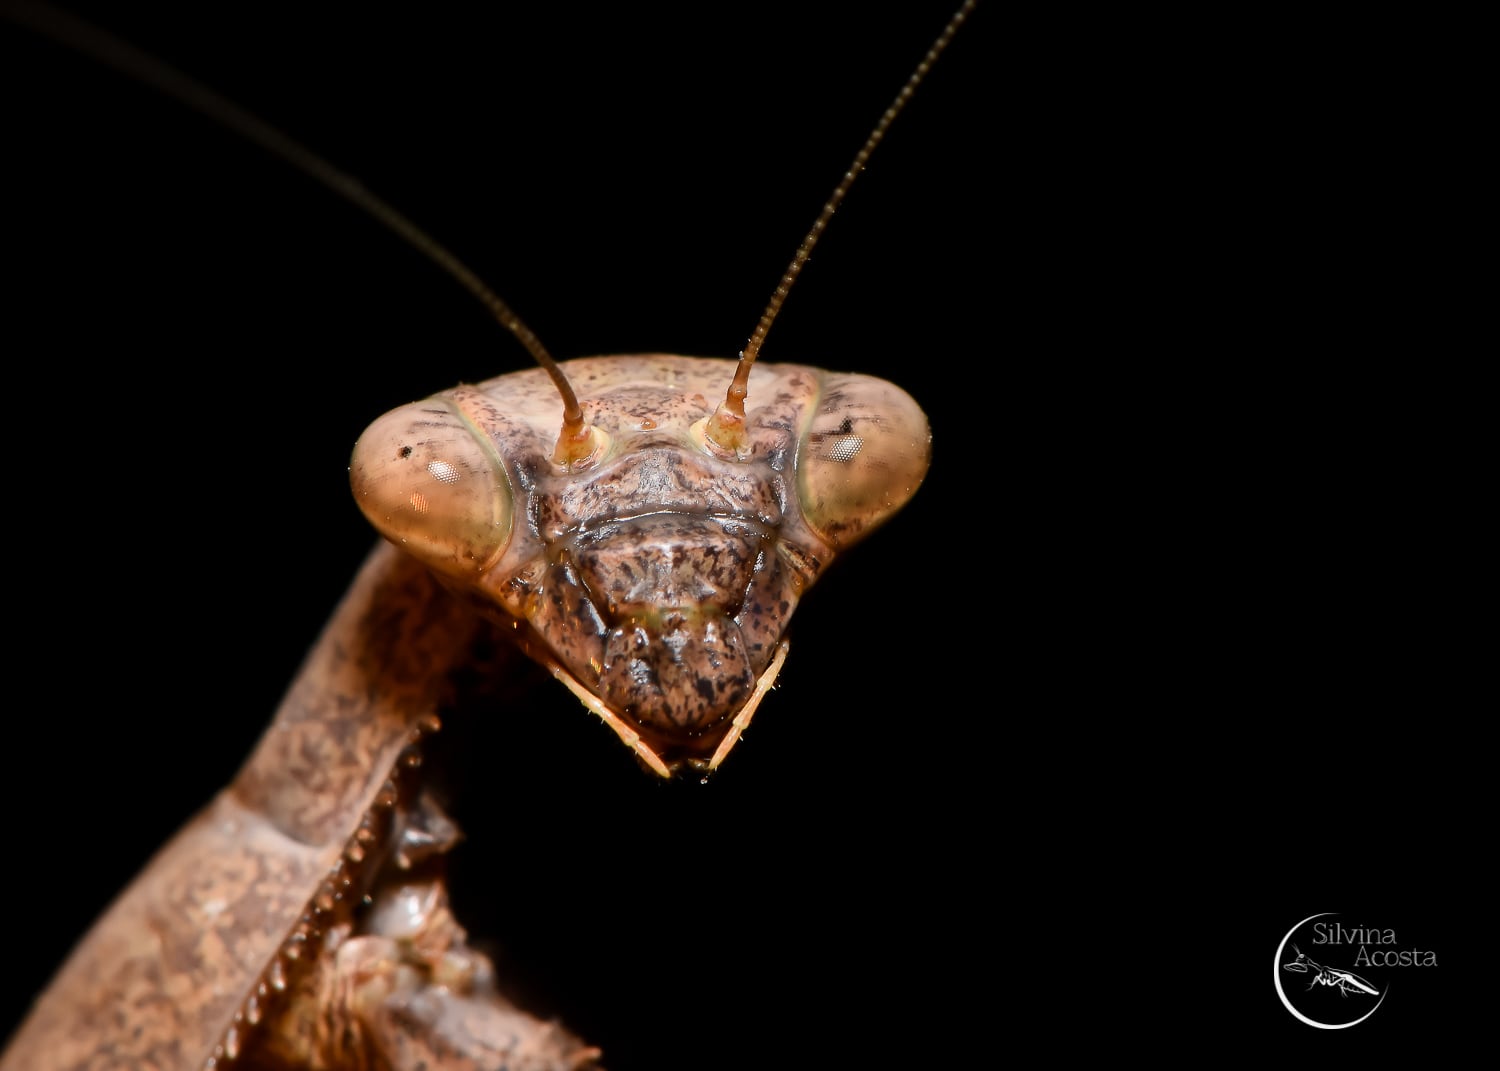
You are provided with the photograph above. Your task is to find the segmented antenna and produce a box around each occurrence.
[2,0,598,466]
[701,0,977,456]
[8,0,976,468]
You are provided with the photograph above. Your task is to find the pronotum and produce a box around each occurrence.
[1,3,991,1068]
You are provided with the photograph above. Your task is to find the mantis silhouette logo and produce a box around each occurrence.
[1275,913,1388,1028]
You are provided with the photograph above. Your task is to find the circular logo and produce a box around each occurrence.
[1275,912,1387,1028]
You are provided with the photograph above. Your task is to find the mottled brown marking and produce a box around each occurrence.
[0,546,485,1071]
[351,356,926,771]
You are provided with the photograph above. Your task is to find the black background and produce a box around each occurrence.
[0,2,1481,1066]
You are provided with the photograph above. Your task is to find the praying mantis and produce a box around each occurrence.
[1,3,993,1068]
[1283,945,1381,998]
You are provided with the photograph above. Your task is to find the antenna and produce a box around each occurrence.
[700,0,977,456]
[1,0,599,466]
[6,0,976,469]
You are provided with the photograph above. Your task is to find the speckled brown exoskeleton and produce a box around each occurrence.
[0,2,976,1068]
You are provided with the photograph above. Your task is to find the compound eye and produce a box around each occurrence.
[797,373,931,549]
[349,399,513,577]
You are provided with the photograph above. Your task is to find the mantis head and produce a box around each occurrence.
[1282,943,1310,972]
